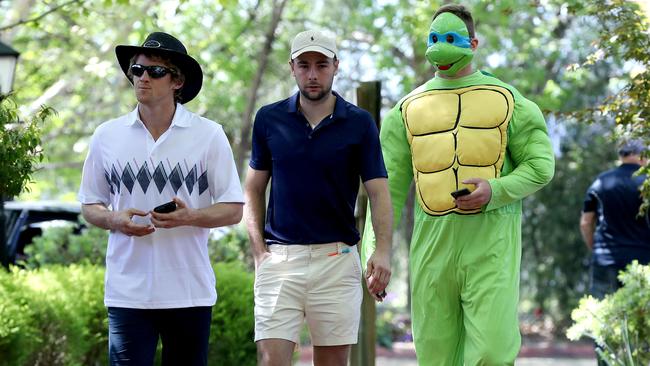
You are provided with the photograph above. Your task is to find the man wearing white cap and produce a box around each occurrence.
[244,30,393,365]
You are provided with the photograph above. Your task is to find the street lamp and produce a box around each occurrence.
[0,40,19,94]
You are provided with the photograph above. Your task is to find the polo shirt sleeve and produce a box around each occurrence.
[78,130,111,206]
[207,127,244,204]
[583,180,599,213]
[359,112,388,182]
[249,110,272,171]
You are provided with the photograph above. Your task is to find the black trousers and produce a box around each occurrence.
[108,306,212,366]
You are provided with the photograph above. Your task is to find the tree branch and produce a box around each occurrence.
[0,0,83,32]
[234,0,289,174]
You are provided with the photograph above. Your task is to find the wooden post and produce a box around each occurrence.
[350,81,381,366]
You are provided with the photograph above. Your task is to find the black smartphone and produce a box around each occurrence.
[153,201,176,214]
[450,188,471,199]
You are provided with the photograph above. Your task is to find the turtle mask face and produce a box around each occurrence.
[425,12,474,76]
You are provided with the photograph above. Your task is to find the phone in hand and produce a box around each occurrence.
[153,201,177,214]
[450,188,471,199]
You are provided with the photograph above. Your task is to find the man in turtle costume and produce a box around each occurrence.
[362,4,554,364]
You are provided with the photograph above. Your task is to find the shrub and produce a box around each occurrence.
[567,261,650,365]
[20,223,107,269]
[0,264,106,366]
[0,262,256,365]
[376,305,412,349]
[208,225,253,270]
[210,262,256,366]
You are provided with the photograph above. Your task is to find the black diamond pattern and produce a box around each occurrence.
[104,170,114,194]
[185,166,197,195]
[136,162,152,194]
[169,163,183,194]
[111,166,121,193]
[104,160,208,196]
[153,162,168,193]
[198,171,209,195]
[121,163,136,193]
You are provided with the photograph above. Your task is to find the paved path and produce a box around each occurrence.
[295,341,596,365]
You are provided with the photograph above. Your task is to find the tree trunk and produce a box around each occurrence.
[350,81,381,366]
[234,0,288,176]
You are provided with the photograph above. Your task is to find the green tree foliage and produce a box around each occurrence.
[567,261,650,364]
[565,0,650,208]
[521,120,617,329]
[0,94,51,198]
[0,94,53,266]
[518,0,650,331]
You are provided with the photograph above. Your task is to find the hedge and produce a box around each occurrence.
[0,262,255,365]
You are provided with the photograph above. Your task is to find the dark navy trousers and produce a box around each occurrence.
[108,306,212,366]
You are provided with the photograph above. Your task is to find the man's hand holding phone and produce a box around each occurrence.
[150,197,189,229]
[453,178,492,210]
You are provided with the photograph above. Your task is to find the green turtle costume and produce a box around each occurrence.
[362,10,554,365]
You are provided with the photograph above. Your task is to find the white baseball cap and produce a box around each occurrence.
[290,30,338,60]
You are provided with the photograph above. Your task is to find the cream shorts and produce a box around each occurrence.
[254,242,363,346]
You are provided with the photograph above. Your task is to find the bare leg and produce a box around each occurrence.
[257,339,295,366]
[313,345,350,366]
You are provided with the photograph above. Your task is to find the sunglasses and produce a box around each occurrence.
[130,64,175,79]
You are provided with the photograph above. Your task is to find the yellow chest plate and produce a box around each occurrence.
[401,85,514,216]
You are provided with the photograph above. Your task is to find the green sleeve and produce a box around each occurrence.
[361,104,414,265]
[486,97,555,211]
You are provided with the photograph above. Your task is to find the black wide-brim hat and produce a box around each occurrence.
[115,32,203,104]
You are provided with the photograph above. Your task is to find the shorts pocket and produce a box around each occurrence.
[350,250,363,279]
[255,253,273,277]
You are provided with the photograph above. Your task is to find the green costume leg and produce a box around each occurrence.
[410,216,464,365]
[409,211,521,365]
[460,212,521,365]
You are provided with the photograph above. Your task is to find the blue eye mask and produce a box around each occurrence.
[425,12,474,75]
[428,31,471,48]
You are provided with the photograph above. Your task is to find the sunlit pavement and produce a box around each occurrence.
[295,342,596,366]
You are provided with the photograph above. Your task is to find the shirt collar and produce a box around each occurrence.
[288,91,349,120]
[124,103,191,128]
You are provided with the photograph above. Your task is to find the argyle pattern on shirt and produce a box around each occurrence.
[104,160,209,196]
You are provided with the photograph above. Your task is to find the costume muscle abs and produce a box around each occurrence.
[401,85,514,215]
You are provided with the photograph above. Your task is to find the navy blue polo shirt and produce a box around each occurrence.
[249,91,387,245]
[583,163,650,266]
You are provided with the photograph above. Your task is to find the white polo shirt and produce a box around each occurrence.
[78,103,244,309]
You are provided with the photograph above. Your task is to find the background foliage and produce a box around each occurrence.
[567,261,650,364]
[0,94,52,198]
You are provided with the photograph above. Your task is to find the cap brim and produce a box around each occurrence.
[115,45,203,104]
[291,45,335,59]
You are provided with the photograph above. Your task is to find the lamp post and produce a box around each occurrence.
[0,40,19,95]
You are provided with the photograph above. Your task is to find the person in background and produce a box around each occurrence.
[580,138,650,298]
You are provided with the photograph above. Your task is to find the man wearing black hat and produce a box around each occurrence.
[78,32,244,366]
[580,138,650,299]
